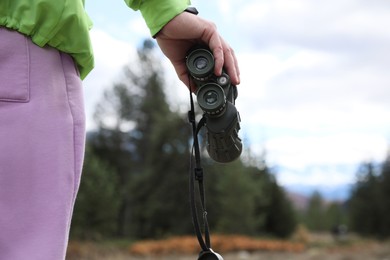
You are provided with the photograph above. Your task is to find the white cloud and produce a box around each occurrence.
[277,166,356,187]
[230,1,390,191]
[266,133,388,166]
[236,0,390,60]
[83,29,136,130]
[83,29,190,130]
[126,17,150,39]
[83,1,390,195]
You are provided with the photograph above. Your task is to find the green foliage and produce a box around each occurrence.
[71,145,120,239]
[71,39,297,241]
[304,191,326,231]
[191,159,297,238]
[381,156,390,236]
[207,161,264,235]
[348,158,390,238]
[299,191,348,233]
[263,177,297,238]
[324,202,348,231]
[128,114,193,238]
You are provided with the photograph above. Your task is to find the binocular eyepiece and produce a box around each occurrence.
[186,47,242,163]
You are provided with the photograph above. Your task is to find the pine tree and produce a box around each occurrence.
[71,144,120,239]
[304,191,326,231]
[209,161,261,235]
[90,39,193,238]
[263,176,297,238]
[324,202,348,231]
[379,152,390,237]
[348,162,382,237]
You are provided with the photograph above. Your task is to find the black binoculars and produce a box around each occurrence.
[186,47,242,163]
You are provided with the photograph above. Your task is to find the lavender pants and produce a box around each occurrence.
[0,28,85,259]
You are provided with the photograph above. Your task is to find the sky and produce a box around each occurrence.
[84,0,390,199]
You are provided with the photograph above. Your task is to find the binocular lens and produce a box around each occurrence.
[194,57,209,70]
[186,49,214,79]
[197,83,226,115]
[204,90,218,106]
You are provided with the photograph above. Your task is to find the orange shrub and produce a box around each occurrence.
[129,235,306,256]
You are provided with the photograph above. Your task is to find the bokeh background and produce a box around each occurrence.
[84,0,390,200]
[67,0,390,259]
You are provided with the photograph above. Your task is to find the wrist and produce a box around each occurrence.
[139,0,190,37]
[153,6,199,39]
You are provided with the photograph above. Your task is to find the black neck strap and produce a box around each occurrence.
[188,86,211,252]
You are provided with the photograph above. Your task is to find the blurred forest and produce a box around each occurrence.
[70,40,390,243]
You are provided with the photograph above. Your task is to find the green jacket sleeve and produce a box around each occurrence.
[124,0,190,36]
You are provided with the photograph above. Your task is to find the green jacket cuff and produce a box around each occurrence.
[138,0,191,36]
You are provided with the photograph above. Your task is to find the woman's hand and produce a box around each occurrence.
[156,11,240,90]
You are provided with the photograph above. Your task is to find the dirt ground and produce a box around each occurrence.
[67,248,390,260]
[66,234,390,260]
[131,248,390,260]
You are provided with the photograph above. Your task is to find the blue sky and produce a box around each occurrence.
[84,0,390,199]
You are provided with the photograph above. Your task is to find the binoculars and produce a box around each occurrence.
[186,47,242,163]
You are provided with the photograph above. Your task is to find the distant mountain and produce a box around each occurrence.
[283,184,353,210]
[283,183,352,201]
[286,191,309,210]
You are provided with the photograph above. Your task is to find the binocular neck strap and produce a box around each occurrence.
[188,87,211,252]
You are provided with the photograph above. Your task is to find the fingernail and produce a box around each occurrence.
[235,76,240,85]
